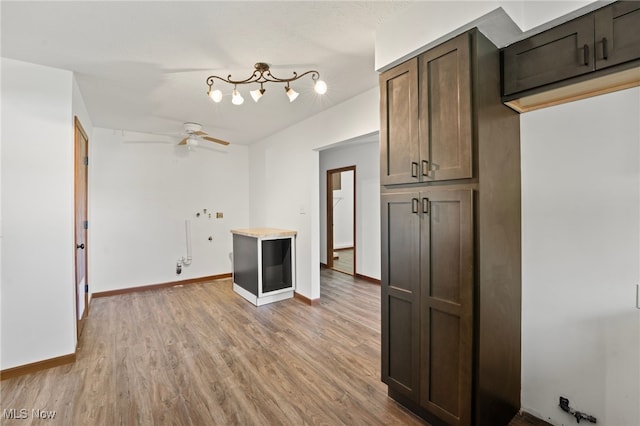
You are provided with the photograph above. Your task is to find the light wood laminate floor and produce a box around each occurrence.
[332,248,354,275]
[1,269,424,425]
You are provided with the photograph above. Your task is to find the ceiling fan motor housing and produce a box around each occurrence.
[183,122,202,134]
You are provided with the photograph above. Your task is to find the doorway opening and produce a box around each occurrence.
[326,166,356,275]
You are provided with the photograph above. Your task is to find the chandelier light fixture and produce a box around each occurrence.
[206,62,327,105]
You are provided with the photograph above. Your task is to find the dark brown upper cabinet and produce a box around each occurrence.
[502,1,640,102]
[594,1,640,69]
[502,14,594,96]
[419,34,473,182]
[380,33,472,185]
[380,59,419,185]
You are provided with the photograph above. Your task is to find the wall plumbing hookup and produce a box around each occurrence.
[559,397,597,423]
[176,219,192,274]
[195,208,222,219]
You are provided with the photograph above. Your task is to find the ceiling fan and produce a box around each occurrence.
[178,122,230,148]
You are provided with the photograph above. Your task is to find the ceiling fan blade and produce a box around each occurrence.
[201,136,230,146]
[178,138,188,145]
[193,131,207,136]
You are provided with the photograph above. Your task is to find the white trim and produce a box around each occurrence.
[233,283,294,307]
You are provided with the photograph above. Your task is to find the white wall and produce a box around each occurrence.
[521,88,640,426]
[1,58,77,369]
[319,140,381,280]
[89,128,249,293]
[72,77,93,138]
[249,88,379,300]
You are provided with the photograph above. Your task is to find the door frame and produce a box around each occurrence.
[74,116,89,340]
[326,166,356,275]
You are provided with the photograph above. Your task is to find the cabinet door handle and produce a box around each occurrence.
[583,44,590,66]
[411,162,419,178]
[422,160,430,177]
[412,198,419,214]
[636,284,640,310]
[602,37,608,60]
[422,197,429,214]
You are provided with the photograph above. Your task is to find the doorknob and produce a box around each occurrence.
[76,243,85,250]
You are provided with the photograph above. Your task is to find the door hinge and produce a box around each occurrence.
[85,283,89,293]
[83,156,88,166]
[83,220,88,230]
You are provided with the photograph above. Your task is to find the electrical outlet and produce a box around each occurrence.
[216,212,223,219]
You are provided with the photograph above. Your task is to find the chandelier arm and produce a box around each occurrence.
[206,70,320,87]
[206,70,263,87]
[259,70,320,84]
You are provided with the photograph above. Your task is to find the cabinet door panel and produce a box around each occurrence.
[420,189,473,426]
[430,200,462,303]
[502,14,594,96]
[380,59,419,185]
[595,2,640,69]
[388,296,414,389]
[381,193,420,399]
[429,310,461,416]
[419,33,472,181]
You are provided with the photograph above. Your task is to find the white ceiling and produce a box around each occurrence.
[1,1,411,145]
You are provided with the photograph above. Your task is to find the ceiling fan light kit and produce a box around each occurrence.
[206,62,327,105]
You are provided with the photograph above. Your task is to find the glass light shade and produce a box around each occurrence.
[314,79,327,95]
[250,89,263,102]
[232,89,244,105]
[187,137,198,147]
[208,89,223,103]
[285,86,299,102]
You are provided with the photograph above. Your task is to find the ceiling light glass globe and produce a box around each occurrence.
[209,89,223,103]
[250,89,263,102]
[232,89,244,105]
[314,80,327,95]
[286,86,299,102]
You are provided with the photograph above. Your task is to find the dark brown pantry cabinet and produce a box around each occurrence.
[380,29,521,426]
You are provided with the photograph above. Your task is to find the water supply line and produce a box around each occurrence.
[176,219,192,274]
